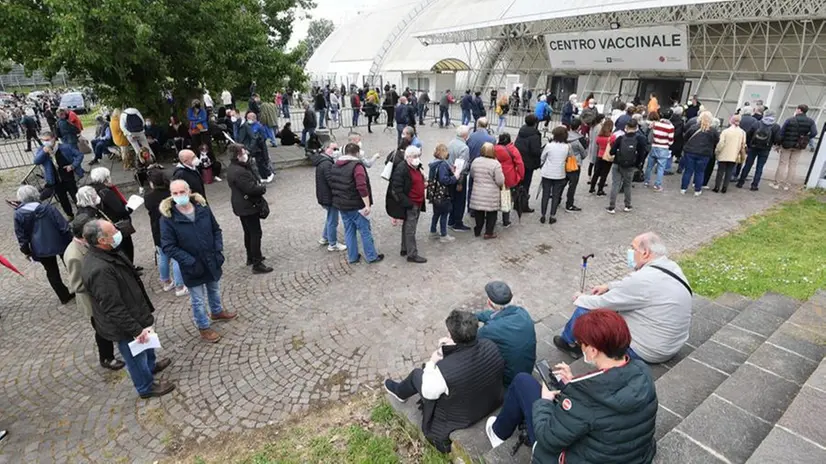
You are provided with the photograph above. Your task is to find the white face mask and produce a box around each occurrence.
[200,151,208,156]
[240,153,249,163]
[357,141,363,148]
[191,158,201,168]
[583,347,596,366]
[231,116,238,122]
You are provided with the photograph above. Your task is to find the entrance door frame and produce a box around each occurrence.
[617,78,692,106]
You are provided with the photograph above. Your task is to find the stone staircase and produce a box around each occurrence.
[385,291,826,463]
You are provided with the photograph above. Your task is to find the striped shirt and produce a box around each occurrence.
[651,120,675,148]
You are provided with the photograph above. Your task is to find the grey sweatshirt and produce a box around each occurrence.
[574,256,692,363]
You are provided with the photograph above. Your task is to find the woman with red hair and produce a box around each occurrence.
[485,309,657,463]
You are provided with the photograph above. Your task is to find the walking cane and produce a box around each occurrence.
[580,253,595,293]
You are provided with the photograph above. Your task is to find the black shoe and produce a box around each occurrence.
[750,186,759,191]
[596,190,606,196]
[139,381,176,399]
[548,217,557,224]
[540,216,546,224]
[712,188,719,193]
[152,358,172,374]
[349,254,362,264]
[676,169,684,174]
[407,255,427,264]
[553,335,582,358]
[664,171,675,176]
[100,359,126,371]
[368,254,385,264]
[384,379,407,403]
[721,188,727,194]
[565,205,582,212]
[400,250,407,257]
[252,263,274,274]
[524,207,535,213]
[60,293,76,305]
[736,181,744,188]
[588,189,595,194]
[88,159,100,165]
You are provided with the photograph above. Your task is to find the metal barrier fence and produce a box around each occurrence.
[0,138,36,170]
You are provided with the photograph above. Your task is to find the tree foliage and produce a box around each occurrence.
[298,18,335,65]
[0,0,315,116]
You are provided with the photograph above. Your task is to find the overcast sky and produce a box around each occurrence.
[288,0,383,49]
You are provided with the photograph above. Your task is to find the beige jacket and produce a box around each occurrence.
[65,239,94,319]
[715,125,747,163]
[469,157,505,212]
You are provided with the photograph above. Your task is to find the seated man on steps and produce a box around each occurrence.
[475,281,536,387]
[384,310,505,453]
[553,232,692,364]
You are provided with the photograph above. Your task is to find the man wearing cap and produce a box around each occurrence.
[475,281,536,387]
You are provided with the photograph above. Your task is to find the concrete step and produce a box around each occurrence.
[655,291,825,463]
[747,355,826,464]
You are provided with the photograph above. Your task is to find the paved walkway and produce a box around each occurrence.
[0,124,802,463]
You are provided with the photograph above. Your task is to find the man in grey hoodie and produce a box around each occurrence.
[737,109,780,191]
[564,119,588,212]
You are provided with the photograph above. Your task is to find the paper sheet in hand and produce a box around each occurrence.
[128,332,161,356]
[126,195,145,211]
[453,159,465,173]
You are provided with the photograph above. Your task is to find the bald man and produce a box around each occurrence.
[172,149,206,198]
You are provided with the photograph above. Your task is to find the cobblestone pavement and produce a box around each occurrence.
[0,124,801,463]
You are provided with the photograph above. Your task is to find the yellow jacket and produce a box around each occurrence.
[110,117,128,147]
[715,126,747,163]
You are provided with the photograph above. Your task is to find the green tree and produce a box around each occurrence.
[298,18,335,65]
[0,0,314,116]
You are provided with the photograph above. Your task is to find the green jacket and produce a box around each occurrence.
[531,360,657,464]
[476,305,536,386]
[259,101,279,127]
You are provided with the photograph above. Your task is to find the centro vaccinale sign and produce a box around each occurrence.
[544,25,689,71]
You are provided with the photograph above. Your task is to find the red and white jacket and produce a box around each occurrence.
[651,120,675,149]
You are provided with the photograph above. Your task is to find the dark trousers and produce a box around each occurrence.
[240,214,263,264]
[713,161,736,191]
[93,138,114,161]
[91,317,115,362]
[738,148,771,188]
[565,169,580,208]
[385,107,394,127]
[702,152,716,187]
[491,373,541,444]
[589,159,611,192]
[473,210,497,236]
[400,208,421,257]
[448,180,467,227]
[120,235,135,264]
[40,255,72,302]
[394,367,424,400]
[540,177,566,217]
[40,180,77,218]
[439,106,450,127]
[587,161,594,178]
[522,168,536,206]
[26,130,42,151]
[254,151,273,179]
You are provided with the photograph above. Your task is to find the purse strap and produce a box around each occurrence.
[650,265,693,295]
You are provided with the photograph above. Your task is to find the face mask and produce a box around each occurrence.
[146,121,152,127]
[191,158,201,168]
[357,141,363,148]
[44,140,55,148]
[111,231,123,249]
[200,151,208,156]
[247,119,255,125]
[240,153,249,163]
[231,116,238,122]
[583,348,596,366]
[173,195,190,206]
[626,248,637,270]
[408,158,421,167]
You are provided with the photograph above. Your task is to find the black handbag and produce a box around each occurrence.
[246,195,270,219]
[99,210,135,236]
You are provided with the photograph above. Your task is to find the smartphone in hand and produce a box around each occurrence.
[536,359,563,390]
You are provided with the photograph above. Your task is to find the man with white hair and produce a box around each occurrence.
[553,232,692,364]
[447,125,472,232]
[172,149,206,198]
[561,93,579,127]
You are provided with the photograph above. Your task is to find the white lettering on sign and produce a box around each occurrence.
[545,25,690,71]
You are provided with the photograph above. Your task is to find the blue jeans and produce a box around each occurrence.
[430,203,451,236]
[117,341,156,395]
[156,246,183,287]
[282,104,290,118]
[439,106,450,127]
[644,147,671,187]
[560,306,643,361]
[461,109,471,125]
[498,116,506,133]
[491,372,541,444]
[340,210,379,263]
[448,180,467,228]
[680,152,711,192]
[188,280,224,329]
[396,125,404,146]
[317,110,327,128]
[323,206,340,245]
[93,138,113,161]
[352,111,359,127]
[264,125,278,146]
[665,156,673,172]
[301,128,315,145]
[738,148,770,187]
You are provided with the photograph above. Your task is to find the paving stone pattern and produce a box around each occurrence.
[0,125,800,462]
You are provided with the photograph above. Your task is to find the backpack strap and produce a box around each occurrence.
[650,265,693,295]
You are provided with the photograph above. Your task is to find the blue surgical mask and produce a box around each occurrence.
[626,248,637,270]
[112,231,123,248]
[173,195,190,206]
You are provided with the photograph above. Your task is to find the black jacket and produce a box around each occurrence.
[226,158,267,217]
[311,153,335,207]
[422,338,505,452]
[385,161,426,219]
[82,246,155,342]
[514,125,543,170]
[746,120,781,149]
[90,182,131,222]
[173,164,206,198]
[314,93,327,111]
[779,114,817,149]
[531,360,657,464]
[238,122,267,156]
[327,158,373,211]
[143,187,170,247]
[669,115,685,157]
[248,99,260,116]
[303,107,317,129]
[683,126,720,157]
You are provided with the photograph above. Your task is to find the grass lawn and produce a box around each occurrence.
[679,192,826,300]
[77,107,101,129]
[173,393,450,464]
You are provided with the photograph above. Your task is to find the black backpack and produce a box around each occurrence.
[615,135,638,168]
[751,124,773,149]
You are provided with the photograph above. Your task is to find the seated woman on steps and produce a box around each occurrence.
[485,310,658,463]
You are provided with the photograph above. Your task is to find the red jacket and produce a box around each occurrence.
[494,143,525,188]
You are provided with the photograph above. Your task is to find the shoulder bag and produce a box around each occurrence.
[565,144,579,173]
[98,208,136,237]
[650,265,693,295]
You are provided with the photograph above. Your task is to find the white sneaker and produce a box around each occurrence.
[702,185,710,190]
[327,243,347,252]
[783,185,790,191]
[161,281,175,292]
[214,176,222,182]
[138,187,145,195]
[175,287,189,297]
[486,417,505,449]
[318,237,329,246]
[440,235,456,243]
[264,174,274,183]
[694,191,702,197]
[770,183,780,190]
[680,189,686,195]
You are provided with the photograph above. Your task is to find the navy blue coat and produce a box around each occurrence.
[159,194,224,287]
[33,144,84,185]
[476,305,537,386]
[14,202,72,260]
